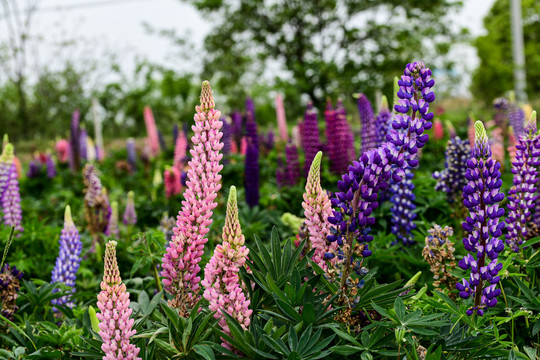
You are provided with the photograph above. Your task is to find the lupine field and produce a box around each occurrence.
[1,60,540,360]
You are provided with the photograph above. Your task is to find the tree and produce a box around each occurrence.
[184,0,462,113]
[471,0,540,104]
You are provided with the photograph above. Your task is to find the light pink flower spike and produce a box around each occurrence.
[143,106,160,157]
[202,186,251,350]
[161,81,224,313]
[96,241,141,360]
[275,94,288,142]
[302,151,337,270]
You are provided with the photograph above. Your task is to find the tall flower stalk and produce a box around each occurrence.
[83,164,109,249]
[506,111,540,252]
[51,206,82,308]
[244,112,259,207]
[275,94,288,142]
[456,121,505,316]
[96,240,141,360]
[144,106,160,157]
[123,191,137,226]
[105,201,119,237]
[358,93,376,155]
[433,136,471,203]
[202,186,252,349]
[160,81,224,313]
[301,102,321,176]
[389,168,416,246]
[2,164,23,233]
[126,138,137,173]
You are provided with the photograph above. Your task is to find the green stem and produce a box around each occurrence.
[153,262,163,293]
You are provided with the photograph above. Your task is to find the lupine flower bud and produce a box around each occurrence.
[457,121,505,316]
[0,264,23,320]
[422,225,457,297]
[302,152,337,269]
[96,241,141,360]
[358,93,376,155]
[301,102,321,176]
[202,186,252,350]
[144,106,160,157]
[51,206,82,309]
[123,191,137,226]
[161,81,224,313]
[506,111,540,252]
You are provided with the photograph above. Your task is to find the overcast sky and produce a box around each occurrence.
[1,0,497,90]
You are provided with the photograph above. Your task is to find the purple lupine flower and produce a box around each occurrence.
[246,97,255,121]
[244,112,259,207]
[69,109,81,172]
[327,62,435,298]
[301,102,321,176]
[80,128,88,161]
[158,129,167,151]
[231,111,243,150]
[390,168,417,246]
[105,201,119,237]
[276,157,285,188]
[2,164,23,233]
[493,97,508,129]
[433,136,471,203]
[0,264,23,320]
[283,142,301,186]
[506,111,540,252]
[375,96,392,147]
[457,121,505,316]
[326,100,354,175]
[172,124,179,149]
[507,102,525,137]
[51,206,82,309]
[46,155,56,178]
[123,191,137,225]
[221,117,232,161]
[262,130,275,152]
[27,160,42,178]
[358,93,377,155]
[126,138,137,173]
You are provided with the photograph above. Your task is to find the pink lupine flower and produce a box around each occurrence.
[143,106,160,157]
[202,186,251,349]
[164,166,182,198]
[96,240,141,360]
[173,130,188,171]
[122,191,137,226]
[275,94,288,142]
[433,119,444,140]
[55,139,70,163]
[160,81,224,313]
[302,151,337,269]
[240,136,247,155]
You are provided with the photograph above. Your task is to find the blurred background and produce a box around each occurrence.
[0,0,538,144]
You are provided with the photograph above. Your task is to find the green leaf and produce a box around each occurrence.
[394,297,406,321]
[193,344,215,360]
[522,236,540,248]
[331,345,363,356]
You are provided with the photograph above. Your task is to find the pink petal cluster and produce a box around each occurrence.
[161,81,224,312]
[173,130,188,171]
[143,106,160,157]
[302,151,337,269]
[202,186,251,348]
[55,139,70,163]
[164,166,182,198]
[433,119,444,140]
[96,241,141,360]
[275,94,288,142]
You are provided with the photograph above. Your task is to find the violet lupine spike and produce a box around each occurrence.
[244,112,260,208]
[506,111,540,252]
[231,111,243,150]
[375,96,392,147]
[144,106,160,157]
[160,81,224,313]
[0,143,14,197]
[302,102,321,176]
[221,117,232,159]
[246,97,255,121]
[327,62,435,300]
[326,100,354,175]
[302,152,337,270]
[507,101,525,137]
[126,138,137,173]
[173,130,188,171]
[69,109,81,172]
[284,142,301,186]
[202,186,252,349]
[390,168,417,246]
[123,191,137,225]
[105,201,119,237]
[456,121,505,317]
[2,164,23,233]
[46,155,56,178]
[358,93,377,155]
[27,160,41,178]
[96,241,141,360]
[276,94,288,142]
[80,128,88,161]
[433,136,471,203]
[51,206,82,308]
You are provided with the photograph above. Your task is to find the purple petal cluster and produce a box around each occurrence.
[27,160,41,178]
[231,111,243,150]
[69,109,81,172]
[358,94,377,155]
[390,168,417,246]
[301,103,321,176]
[325,100,355,175]
[126,138,137,173]
[221,116,232,158]
[244,113,260,207]
[80,128,88,161]
[2,164,23,232]
[506,112,540,252]
[327,62,435,293]
[46,155,56,178]
[433,136,471,202]
[457,121,505,316]
[279,142,301,186]
[375,96,392,147]
[51,206,82,308]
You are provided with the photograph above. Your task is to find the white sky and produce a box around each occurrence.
[1,0,497,91]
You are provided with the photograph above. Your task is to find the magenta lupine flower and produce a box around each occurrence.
[275,94,288,142]
[202,186,252,349]
[2,164,23,233]
[160,81,224,312]
[96,240,141,360]
[358,93,377,155]
[457,121,505,316]
[326,100,355,175]
[144,106,160,157]
[122,191,137,226]
[55,139,70,163]
[105,201,119,237]
[302,152,337,270]
[51,206,82,308]
[283,142,301,186]
[301,102,321,176]
[506,111,540,252]
[164,166,182,198]
[375,96,392,147]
